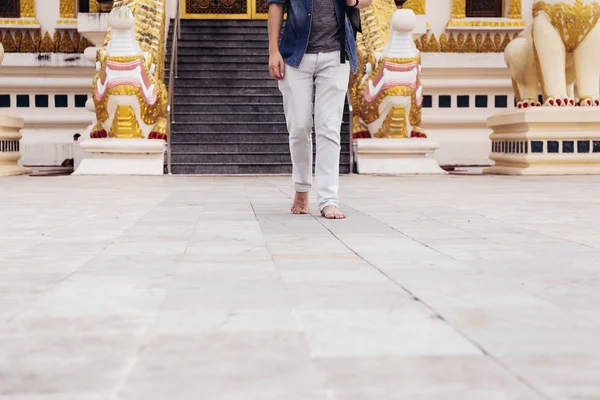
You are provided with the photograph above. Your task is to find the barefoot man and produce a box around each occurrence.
[267,0,371,219]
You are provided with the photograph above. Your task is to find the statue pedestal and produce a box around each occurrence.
[485,108,600,175]
[0,113,31,177]
[355,138,446,175]
[74,139,165,175]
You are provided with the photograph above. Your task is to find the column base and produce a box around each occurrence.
[355,138,446,175]
[74,138,165,176]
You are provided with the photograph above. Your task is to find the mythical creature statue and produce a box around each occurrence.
[505,0,600,108]
[350,0,426,139]
[91,1,168,140]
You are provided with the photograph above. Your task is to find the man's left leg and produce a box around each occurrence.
[314,51,350,219]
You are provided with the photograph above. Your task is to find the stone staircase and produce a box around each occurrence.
[166,20,351,174]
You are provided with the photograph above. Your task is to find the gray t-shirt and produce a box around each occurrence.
[306,0,341,54]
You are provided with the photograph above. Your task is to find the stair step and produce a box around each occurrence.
[170,164,351,175]
[175,86,280,95]
[167,70,271,79]
[174,78,277,87]
[168,33,269,42]
[172,122,349,133]
[174,103,283,113]
[170,143,351,152]
[174,112,286,123]
[167,63,268,72]
[175,26,268,35]
[178,19,268,27]
[172,41,268,49]
[172,55,269,63]
[171,152,351,164]
[171,133,351,143]
[173,94,284,104]
[175,47,269,56]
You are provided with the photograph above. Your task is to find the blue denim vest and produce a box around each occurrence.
[267,0,358,73]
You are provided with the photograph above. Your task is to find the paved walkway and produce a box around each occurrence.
[1,175,600,399]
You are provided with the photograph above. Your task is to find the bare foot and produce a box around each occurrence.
[321,205,346,219]
[291,192,309,214]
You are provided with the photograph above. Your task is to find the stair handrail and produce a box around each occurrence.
[166,0,181,175]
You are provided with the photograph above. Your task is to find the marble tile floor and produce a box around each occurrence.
[1,174,600,399]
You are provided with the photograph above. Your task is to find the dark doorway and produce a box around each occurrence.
[0,0,20,18]
[79,0,90,13]
[466,0,503,17]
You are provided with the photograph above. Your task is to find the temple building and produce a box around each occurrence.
[0,0,538,174]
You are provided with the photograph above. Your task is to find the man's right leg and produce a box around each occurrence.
[278,55,316,214]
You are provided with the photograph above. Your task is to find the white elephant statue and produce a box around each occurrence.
[505,0,600,107]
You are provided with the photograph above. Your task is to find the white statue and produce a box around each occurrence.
[505,0,600,107]
[0,43,4,65]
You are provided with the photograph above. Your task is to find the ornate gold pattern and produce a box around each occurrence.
[0,19,39,25]
[508,0,522,18]
[447,19,526,27]
[426,33,440,52]
[446,33,460,52]
[90,0,99,12]
[376,106,408,138]
[452,0,466,18]
[59,30,76,52]
[480,33,497,52]
[533,0,600,52]
[39,32,54,52]
[1,31,16,53]
[21,0,35,18]
[401,0,425,14]
[463,33,477,52]
[21,31,35,52]
[111,105,144,138]
[439,33,448,52]
[60,0,76,19]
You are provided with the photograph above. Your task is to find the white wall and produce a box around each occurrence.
[35,0,61,36]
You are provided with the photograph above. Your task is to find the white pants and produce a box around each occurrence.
[278,51,350,211]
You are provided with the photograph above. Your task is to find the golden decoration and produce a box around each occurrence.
[480,33,496,53]
[513,32,520,40]
[53,32,61,52]
[414,38,422,51]
[1,31,17,53]
[420,34,428,49]
[463,33,477,53]
[533,0,600,52]
[110,105,144,138]
[451,0,466,18]
[59,31,76,53]
[14,31,23,52]
[60,0,76,19]
[457,33,466,50]
[34,31,41,50]
[90,0,99,12]
[39,32,54,52]
[0,19,40,26]
[376,106,408,138]
[493,33,502,51]
[499,33,512,52]
[446,33,459,52]
[508,0,523,19]
[439,33,448,52]
[426,33,440,52]
[447,20,526,28]
[20,31,36,52]
[21,0,36,18]
[401,0,425,15]
[73,31,81,51]
[475,33,483,51]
